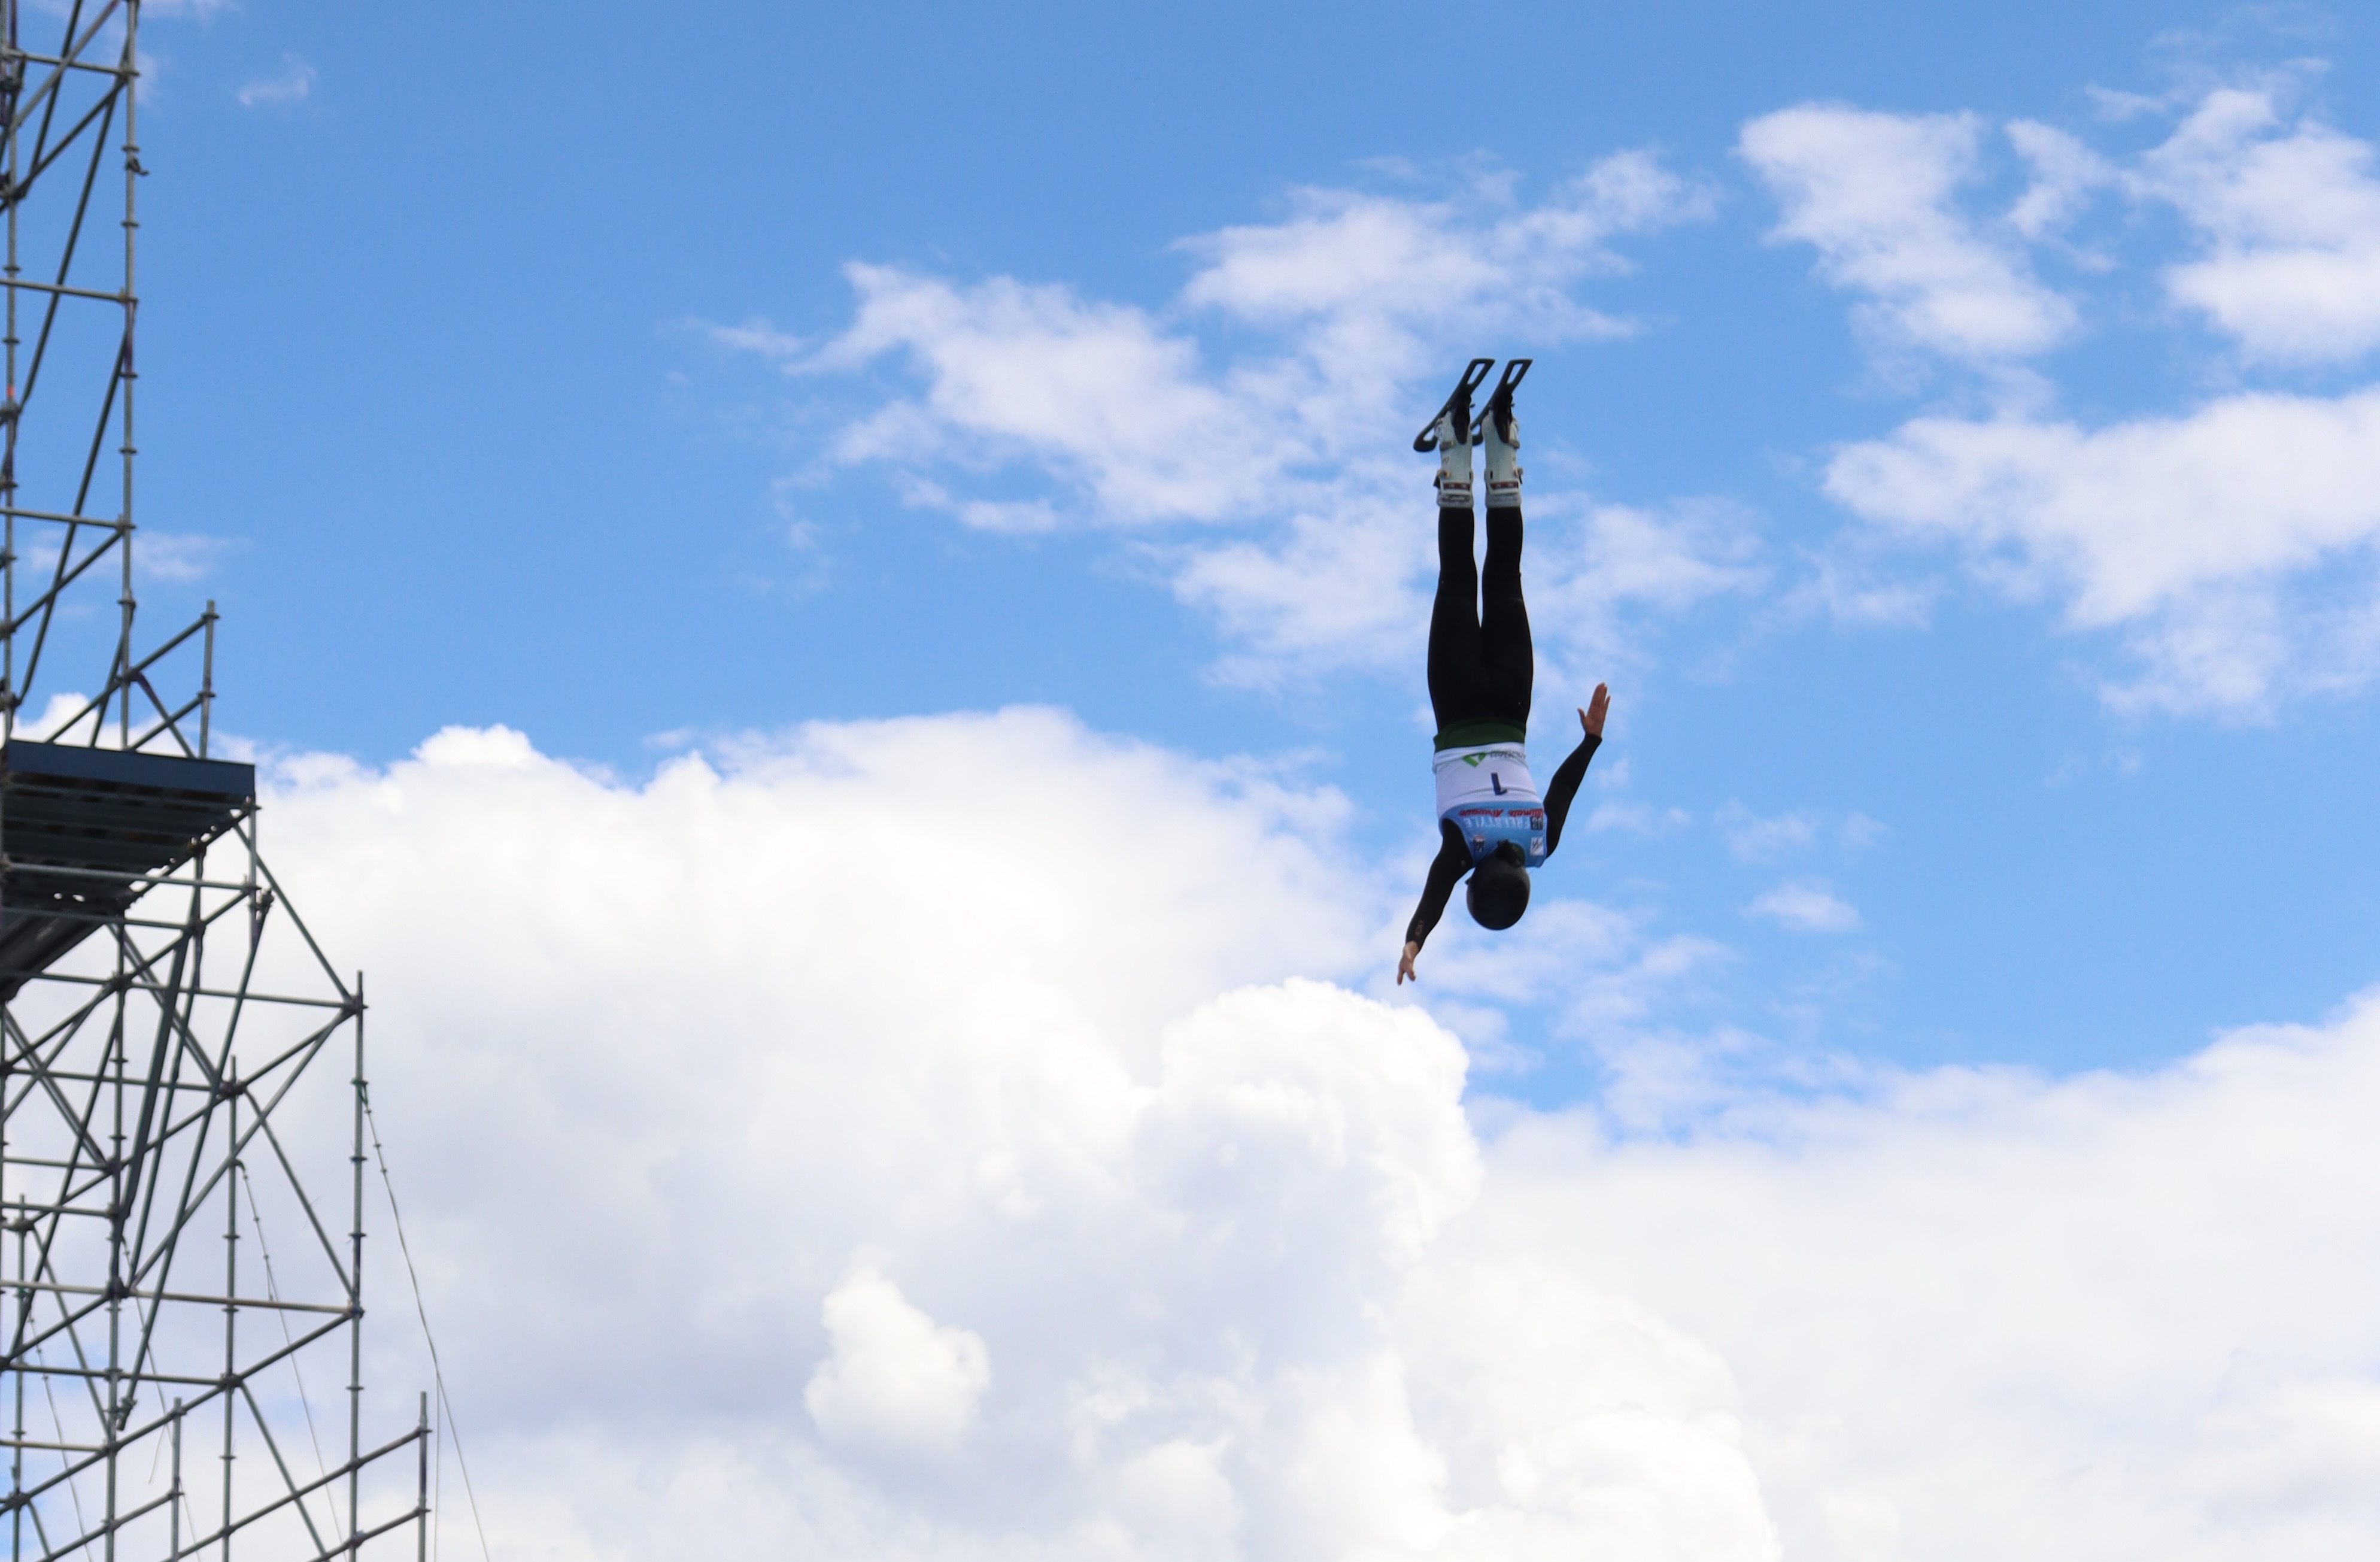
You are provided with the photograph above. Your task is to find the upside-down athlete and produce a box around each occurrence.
[1397,361,1609,986]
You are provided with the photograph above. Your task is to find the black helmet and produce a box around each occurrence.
[1465,847,1531,930]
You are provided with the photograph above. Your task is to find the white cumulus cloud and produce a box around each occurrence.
[1176,152,1704,396]
[806,1267,992,1451]
[813,265,1274,524]
[754,159,1714,683]
[2144,87,2380,363]
[1740,104,2075,362]
[1744,83,2380,710]
[1826,389,2380,709]
[804,159,1703,532]
[231,713,2380,1560]
[1479,990,2380,1560]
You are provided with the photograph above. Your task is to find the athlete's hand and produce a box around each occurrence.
[1397,942,1420,985]
[1581,683,1610,737]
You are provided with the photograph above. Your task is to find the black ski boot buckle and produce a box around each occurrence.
[1471,358,1531,444]
[1414,359,1496,452]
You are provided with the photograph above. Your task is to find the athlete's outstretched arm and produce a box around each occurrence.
[1397,821,1473,985]
[1543,684,1611,856]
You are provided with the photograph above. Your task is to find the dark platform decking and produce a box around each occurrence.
[0,739,257,997]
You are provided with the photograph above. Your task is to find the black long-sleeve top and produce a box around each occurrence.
[1404,732,1601,950]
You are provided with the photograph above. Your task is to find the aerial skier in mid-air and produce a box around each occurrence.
[1397,359,1610,986]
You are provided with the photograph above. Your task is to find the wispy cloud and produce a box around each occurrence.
[1581,800,1695,836]
[1776,81,2380,713]
[1747,878,1863,932]
[235,54,315,110]
[812,263,1279,524]
[1828,386,2380,711]
[135,532,236,584]
[801,156,1708,526]
[2006,119,2118,239]
[2139,86,2380,362]
[1716,800,1824,862]
[729,157,1717,683]
[1740,104,2077,363]
[749,77,2380,719]
[698,316,805,362]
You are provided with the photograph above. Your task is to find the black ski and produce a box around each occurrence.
[1413,358,1496,452]
[1471,357,1531,443]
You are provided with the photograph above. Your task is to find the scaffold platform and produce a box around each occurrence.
[0,738,256,996]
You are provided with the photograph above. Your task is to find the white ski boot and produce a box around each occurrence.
[1413,358,1494,509]
[1480,359,1529,510]
[1432,407,1473,509]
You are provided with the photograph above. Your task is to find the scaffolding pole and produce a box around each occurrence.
[0,6,428,1558]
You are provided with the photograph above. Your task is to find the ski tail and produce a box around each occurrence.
[1471,357,1531,444]
[1414,358,1496,452]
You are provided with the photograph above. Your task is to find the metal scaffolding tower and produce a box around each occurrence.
[0,4,432,1559]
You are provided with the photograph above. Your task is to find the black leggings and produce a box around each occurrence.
[1427,504,1531,732]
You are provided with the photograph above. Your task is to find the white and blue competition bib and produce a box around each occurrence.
[1432,742,1549,867]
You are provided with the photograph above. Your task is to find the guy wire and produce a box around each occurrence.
[363,1087,491,1562]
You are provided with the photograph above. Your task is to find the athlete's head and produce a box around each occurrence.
[1465,844,1531,930]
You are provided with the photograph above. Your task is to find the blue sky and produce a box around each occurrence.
[120,3,2380,1109]
[125,0,2375,1100]
[72,3,2380,1555]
